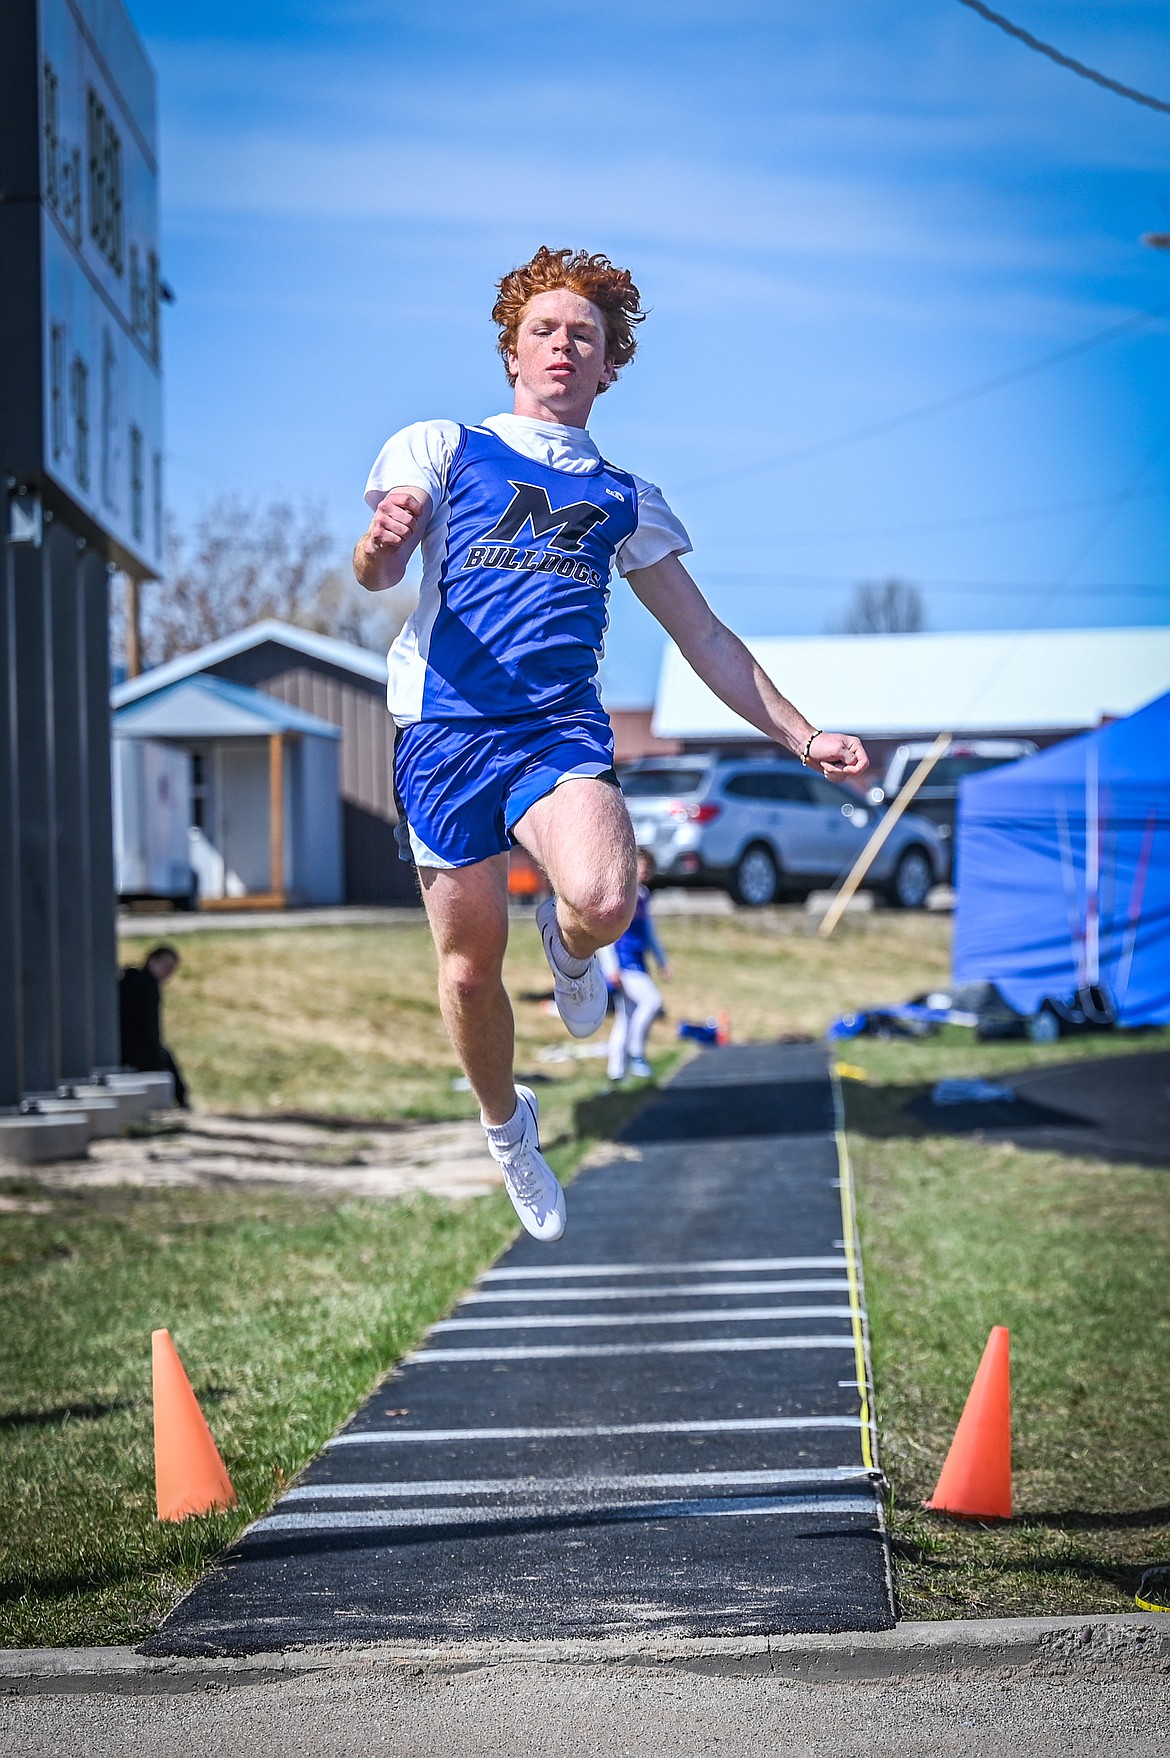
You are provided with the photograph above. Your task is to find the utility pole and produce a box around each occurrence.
[125,574,142,678]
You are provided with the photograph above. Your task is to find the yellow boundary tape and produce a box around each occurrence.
[1135,1593,1170,1613]
[831,1065,876,1473]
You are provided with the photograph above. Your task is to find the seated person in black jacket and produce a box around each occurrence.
[119,943,190,1109]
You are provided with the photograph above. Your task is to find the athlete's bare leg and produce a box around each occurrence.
[419,780,635,1130]
[514,777,638,960]
[418,854,517,1126]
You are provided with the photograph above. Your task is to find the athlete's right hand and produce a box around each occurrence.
[368,488,427,554]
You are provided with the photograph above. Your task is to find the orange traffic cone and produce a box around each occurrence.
[152,1329,237,1522]
[925,1325,1012,1519]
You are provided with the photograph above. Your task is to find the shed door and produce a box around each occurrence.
[218,743,271,894]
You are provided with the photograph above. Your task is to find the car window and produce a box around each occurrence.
[724,771,811,803]
[620,768,707,798]
[886,752,1028,793]
[807,775,851,807]
[722,772,768,799]
[926,756,1021,786]
[759,772,812,803]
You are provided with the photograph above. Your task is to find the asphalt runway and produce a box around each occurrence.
[148,1043,893,1656]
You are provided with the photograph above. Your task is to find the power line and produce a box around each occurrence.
[701,444,1170,602]
[956,0,1170,119]
[712,483,1170,550]
[954,427,1170,720]
[673,301,1170,494]
[700,572,1170,596]
[1038,432,1170,600]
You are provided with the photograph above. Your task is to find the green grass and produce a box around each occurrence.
[0,1181,521,1647]
[0,1055,669,1650]
[5,911,1166,1643]
[117,907,952,1127]
[840,1027,1170,1620]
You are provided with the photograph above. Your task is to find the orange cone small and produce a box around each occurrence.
[925,1325,1012,1519]
[152,1329,237,1522]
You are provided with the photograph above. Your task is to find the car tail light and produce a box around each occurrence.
[667,801,722,823]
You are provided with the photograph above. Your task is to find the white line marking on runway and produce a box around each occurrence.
[284,1467,873,1502]
[432,1305,855,1333]
[253,1492,878,1534]
[327,1414,869,1447]
[464,1279,852,1303]
[409,1335,857,1363]
[480,1259,847,1281]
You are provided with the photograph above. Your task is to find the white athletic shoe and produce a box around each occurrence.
[488,1085,566,1243]
[536,895,608,1039]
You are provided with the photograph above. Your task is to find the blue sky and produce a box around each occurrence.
[132,0,1170,703]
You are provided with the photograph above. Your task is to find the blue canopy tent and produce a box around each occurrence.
[953,691,1170,1028]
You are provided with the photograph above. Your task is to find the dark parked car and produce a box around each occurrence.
[619,755,947,907]
[866,739,1038,876]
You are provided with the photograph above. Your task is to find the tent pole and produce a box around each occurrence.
[1116,810,1156,1006]
[269,733,285,906]
[1085,743,1100,986]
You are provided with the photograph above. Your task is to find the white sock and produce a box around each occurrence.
[483,1097,526,1150]
[547,921,590,979]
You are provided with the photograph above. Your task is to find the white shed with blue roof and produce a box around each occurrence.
[114,674,343,907]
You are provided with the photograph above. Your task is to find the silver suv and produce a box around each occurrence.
[619,755,947,908]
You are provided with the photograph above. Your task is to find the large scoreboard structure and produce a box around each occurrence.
[1,0,163,1111]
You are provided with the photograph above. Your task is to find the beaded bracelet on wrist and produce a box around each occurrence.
[799,730,822,767]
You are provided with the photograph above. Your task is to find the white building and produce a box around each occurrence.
[652,626,1170,764]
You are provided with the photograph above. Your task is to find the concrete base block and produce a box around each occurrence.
[65,1083,164,1131]
[0,1112,90,1164]
[36,1095,124,1139]
[83,1080,154,1124]
[111,1070,175,1109]
[96,1082,152,1125]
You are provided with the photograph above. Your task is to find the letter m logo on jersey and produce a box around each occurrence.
[480,481,609,554]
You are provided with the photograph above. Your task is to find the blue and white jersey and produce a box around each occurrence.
[364,414,691,724]
[615,886,667,974]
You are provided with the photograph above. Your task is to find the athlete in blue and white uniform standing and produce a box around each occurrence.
[600,849,670,1083]
[354,247,868,1244]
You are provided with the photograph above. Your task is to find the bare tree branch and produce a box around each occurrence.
[114,496,413,673]
[835,578,927,635]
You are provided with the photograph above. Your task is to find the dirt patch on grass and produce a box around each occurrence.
[24,1112,501,1202]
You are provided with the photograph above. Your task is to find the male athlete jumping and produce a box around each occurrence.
[355,247,867,1244]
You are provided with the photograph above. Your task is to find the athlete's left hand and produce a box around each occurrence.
[809,733,869,778]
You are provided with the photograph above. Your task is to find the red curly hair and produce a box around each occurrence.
[492,247,646,394]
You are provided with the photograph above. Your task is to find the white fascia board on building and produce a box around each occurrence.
[114,675,343,741]
[112,619,387,709]
[652,627,1170,739]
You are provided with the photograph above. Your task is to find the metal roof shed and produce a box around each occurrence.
[111,620,412,904]
[114,676,343,908]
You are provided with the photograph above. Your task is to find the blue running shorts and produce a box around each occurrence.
[393,702,618,870]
